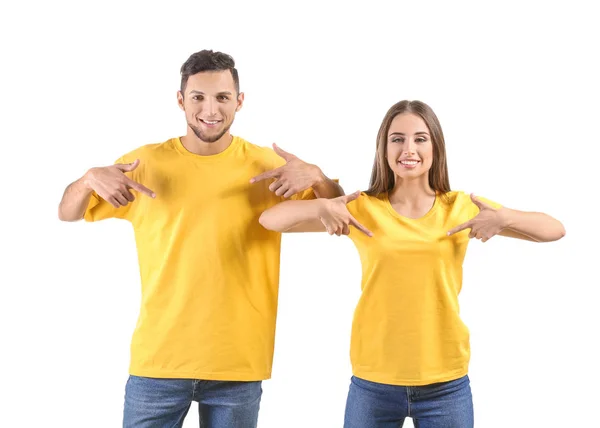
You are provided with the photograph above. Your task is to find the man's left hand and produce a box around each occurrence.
[250,143,323,198]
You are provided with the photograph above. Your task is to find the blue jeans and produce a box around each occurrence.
[344,375,473,428]
[123,375,262,428]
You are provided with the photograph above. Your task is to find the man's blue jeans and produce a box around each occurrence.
[123,375,262,428]
[344,374,474,428]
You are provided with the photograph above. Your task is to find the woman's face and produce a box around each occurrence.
[386,113,434,182]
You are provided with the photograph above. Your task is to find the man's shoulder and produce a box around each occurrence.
[235,136,281,166]
[118,138,177,163]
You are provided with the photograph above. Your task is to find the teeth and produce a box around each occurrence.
[202,120,219,124]
[400,160,418,165]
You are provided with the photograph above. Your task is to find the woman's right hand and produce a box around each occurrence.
[317,191,373,237]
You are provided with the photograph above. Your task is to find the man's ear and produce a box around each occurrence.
[236,92,245,112]
[177,90,185,111]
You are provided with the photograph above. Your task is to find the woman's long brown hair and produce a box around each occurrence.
[366,100,451,196]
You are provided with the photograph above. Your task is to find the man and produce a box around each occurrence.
[58,50,342,428]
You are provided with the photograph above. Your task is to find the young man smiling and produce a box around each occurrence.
[58,50,342,428]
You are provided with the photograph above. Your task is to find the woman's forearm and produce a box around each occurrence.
[500,208,566,242]
[259,199,325,232]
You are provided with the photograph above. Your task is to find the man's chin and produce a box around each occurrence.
[199,134,223,143]
[190,125,228,143]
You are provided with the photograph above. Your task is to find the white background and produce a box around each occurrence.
[2,1,598,427]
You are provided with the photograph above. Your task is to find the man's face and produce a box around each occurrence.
[177,70,243,143]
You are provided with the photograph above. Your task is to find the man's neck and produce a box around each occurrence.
[181,132,233,156]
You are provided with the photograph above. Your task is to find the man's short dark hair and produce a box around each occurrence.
[180,50,239,94]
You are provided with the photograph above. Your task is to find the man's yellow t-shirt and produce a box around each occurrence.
[85,136,314,381]
[346,191,501,386]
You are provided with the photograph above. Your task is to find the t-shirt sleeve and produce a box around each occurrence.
[83,156,136,222]
[289,187,317,201]
[345,192,364,219]
[343,192,373,244]
[468,194,502,218]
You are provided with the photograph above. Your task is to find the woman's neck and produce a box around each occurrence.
[388,177,435,204]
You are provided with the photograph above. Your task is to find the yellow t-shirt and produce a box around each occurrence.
[346,191,501,386]
[85,136,314,381]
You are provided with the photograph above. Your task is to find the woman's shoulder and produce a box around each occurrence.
[440,191,500,208]
[346,191,387,214]
[440,190,468,204]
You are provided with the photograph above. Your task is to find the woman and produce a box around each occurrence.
[259,100,565,427]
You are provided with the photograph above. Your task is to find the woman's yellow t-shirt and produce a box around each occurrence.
[346,191,501,386]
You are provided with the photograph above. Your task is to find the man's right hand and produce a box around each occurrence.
[84,159,156,208]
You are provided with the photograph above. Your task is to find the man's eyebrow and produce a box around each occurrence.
[188,90,233,96]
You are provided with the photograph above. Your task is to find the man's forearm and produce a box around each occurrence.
[58,176,93,222]
[312,172,344,199]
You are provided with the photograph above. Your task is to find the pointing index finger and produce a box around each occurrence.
[447,221,471,236]
[350,217,373,237]
[250,168,281,184]
[127,178,156,198]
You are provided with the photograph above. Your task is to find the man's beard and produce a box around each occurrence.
[189,121,232,143]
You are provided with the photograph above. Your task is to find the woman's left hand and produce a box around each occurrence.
[447,194,507,242]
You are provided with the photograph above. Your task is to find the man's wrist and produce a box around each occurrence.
[311,166,326,189]
[80,169,96,192]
